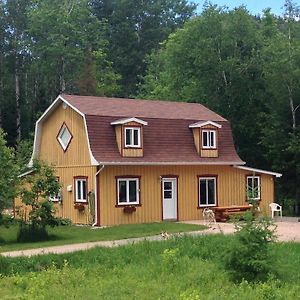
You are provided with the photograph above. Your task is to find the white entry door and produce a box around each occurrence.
[162,178,177,220]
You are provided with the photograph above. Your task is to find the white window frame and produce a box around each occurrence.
[117,178,140,205]
[202,129,216,149]
[199,177,217,207]
[57,123,72,151]
[124,127,141,148]
[49,177,61,202]
[49,191,61,202]
[75,177,88,203]
[246,176,261,200]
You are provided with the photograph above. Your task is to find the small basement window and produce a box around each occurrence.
[202,130,216,149]
[125,127,141,148]
[57,123,72,151]
[117,178,140,205]
[75,177,88,203]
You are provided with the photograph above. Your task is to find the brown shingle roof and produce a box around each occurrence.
[62,94,226,121]
[60,94,243,165]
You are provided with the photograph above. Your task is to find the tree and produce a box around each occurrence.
[91,0,196,96]
[139,5,268,167]
[260,1,300,212]
[27,0,119,103]
[18,160,60,242]
[224,215,276,282]
[0,129,19,216]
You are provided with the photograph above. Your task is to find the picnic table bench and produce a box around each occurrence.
[212,205,252,222]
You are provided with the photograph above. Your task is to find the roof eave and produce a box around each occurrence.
[96,161,245,166]
[233,165,282,178]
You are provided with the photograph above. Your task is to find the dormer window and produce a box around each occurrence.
[202,129,216,149]
[125,127,141,148]
[111,117,147,157]
[189,120,221,157]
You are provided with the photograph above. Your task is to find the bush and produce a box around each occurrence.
[224,214,277,282]
[18,160,61,242]
[17,223,49,243]
[54,217,72,226]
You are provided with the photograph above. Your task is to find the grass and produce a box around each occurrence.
[0,222,205,252]
[0,235,300,299]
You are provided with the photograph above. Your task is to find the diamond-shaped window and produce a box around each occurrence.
[57,123,72,151]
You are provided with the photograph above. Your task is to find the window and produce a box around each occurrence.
[57,123,72,151]
[117,178,139,205]
[49,177,61,202]
[75,177,88,202]
[202,130,216,149]
[199,177,217,207]
[125,127,141,148]
[247,176,261,200]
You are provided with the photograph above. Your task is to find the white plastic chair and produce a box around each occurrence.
[269,203,282,218]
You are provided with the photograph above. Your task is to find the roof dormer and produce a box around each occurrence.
[111,117,147,157]
[189,120,222,158]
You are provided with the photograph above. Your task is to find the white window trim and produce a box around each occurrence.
[202,129,216,149]
[199,177,217,207]
[49,178,61,202]
[57,124,72,151]
[117,178,140,205]
[246,176,261,200]
[124,127,141,148]
[75,178,88,203]
[49,191,61,202]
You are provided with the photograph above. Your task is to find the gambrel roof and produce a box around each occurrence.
[31,94,245,166]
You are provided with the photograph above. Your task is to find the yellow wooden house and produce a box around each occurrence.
[16,94,282,226]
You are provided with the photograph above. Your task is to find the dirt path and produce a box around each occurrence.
[1,220,299,258]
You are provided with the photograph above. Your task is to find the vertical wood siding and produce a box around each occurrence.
[39,104,91,166]
[200,149,218,157]
[15,166,97,224]
[99,165,275,226]
[192,128,200,154]
[15,104,98,224]
[53,166,97,224]
[115,125,122,153]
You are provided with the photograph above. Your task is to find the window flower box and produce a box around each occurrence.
[74,203,85,212]
[123,205,137,214]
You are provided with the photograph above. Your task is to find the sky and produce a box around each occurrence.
[192,0,300,16]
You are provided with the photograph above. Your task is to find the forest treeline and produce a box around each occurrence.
[1,0,300,210]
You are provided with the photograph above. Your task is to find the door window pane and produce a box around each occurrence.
[164,191,172,199]
[164,182,172,190]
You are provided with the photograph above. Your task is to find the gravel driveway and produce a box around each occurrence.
[1,218,299,257]
[184,218,300,242]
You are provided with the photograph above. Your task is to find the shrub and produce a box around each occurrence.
[17,223,49,242]
[54,217,72,226]
[18,160,61,242]
[224,214,277,282]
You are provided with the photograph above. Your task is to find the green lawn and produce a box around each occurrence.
[0,235,300,299]
[0,222,205,252]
